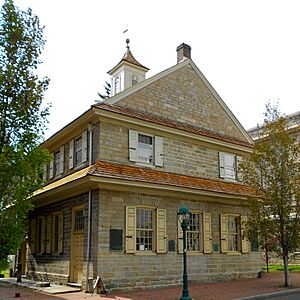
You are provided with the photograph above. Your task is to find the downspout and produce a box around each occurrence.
[85,124,94,291]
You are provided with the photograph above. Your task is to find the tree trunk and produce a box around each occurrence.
[283,253,290,287]
[266,244,269,273]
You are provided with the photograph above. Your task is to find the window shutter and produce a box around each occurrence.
[125,206,136,253]
[203,213,212,253]
[236,156,243,182]
[154,136,164,166]
[129,130,138,162]
[156,209,167,253]
[82,130,88,162]
[59,146,64,174]
[41,217,46,254]
[31,219,36,254]
[46,215,52,254]
[177,219,183,254]
[69,139,74,169]
[58,212,63,254]
[241,216,250,253]
[220,214,228,253]
[49,154,54,179]
[219,152,225,178]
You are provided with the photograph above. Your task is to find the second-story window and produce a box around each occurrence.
[54,150,61,177]
[138,134,153,163]
[68,131,88,170]
[128,130,164,166]
[75,136,83,165]
[219,152,242,181]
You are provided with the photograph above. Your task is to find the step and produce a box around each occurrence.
[67,282,82,289]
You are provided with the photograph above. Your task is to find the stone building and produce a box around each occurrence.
[27,42,261,291]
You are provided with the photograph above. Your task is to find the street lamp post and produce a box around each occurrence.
[178,207,192,300]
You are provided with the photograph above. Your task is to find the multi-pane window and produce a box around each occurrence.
[136,208,154,251]
[187,213,202,251]
[54,150,60,176]
[228,215,240,251]
[138,134,153,163]
[74,210,85,231]
[75,136,83,165]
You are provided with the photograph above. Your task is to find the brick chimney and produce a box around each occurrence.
[176,43,191,63]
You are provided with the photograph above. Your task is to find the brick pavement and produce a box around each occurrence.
[1,272,300,300]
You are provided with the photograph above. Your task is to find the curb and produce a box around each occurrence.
[233,287,300,300]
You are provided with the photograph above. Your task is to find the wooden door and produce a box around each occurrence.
[70,206,84,283]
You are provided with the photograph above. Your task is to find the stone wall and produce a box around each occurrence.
[116,64,247,142]
[99,121,224,180]
[27,190,99,285]
[95,189,262,290]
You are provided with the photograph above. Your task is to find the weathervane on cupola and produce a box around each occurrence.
[107,35,149,97]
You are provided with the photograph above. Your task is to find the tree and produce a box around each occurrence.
[0,0,50,269]
[97,80,111,101]
[241,103,300,287]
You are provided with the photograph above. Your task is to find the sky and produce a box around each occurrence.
[7,0,300,139]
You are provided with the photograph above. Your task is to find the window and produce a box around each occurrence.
[129,130,163,166]
[187,213,202,251]
[138,134,153,163]
[115,75,121,94]
[74,209,85,231]
[125,206,166,254]
[136,208,154,251]
[228,215,240,251]
[53,214,59,252]
[132,74,138,86]
[219,152,242,181]
[49,145,64,178]
[54,150,60,176]
[178,212,212,254]
[69,131,88,169]
[220,214,249,253]
[75,136,83,165]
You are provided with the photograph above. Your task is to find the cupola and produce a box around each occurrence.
[108,39,149,96]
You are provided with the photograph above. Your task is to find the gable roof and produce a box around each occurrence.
[105,59,253,144]
[34,160,255,199]
[94,103,253,148]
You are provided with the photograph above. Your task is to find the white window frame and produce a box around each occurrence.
[54,150,61,177]
[74,135,83,166]
[136,207,155,252]
[129,130,163,167]
[186,211,203,252]
[219,152,242,181]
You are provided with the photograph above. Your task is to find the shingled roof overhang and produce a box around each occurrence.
[93,103,253,151]
[33,160,256,207]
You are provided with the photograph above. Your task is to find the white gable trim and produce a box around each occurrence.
[106,59,253,144]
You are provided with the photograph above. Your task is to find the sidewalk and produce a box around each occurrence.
[1,272,300,300]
